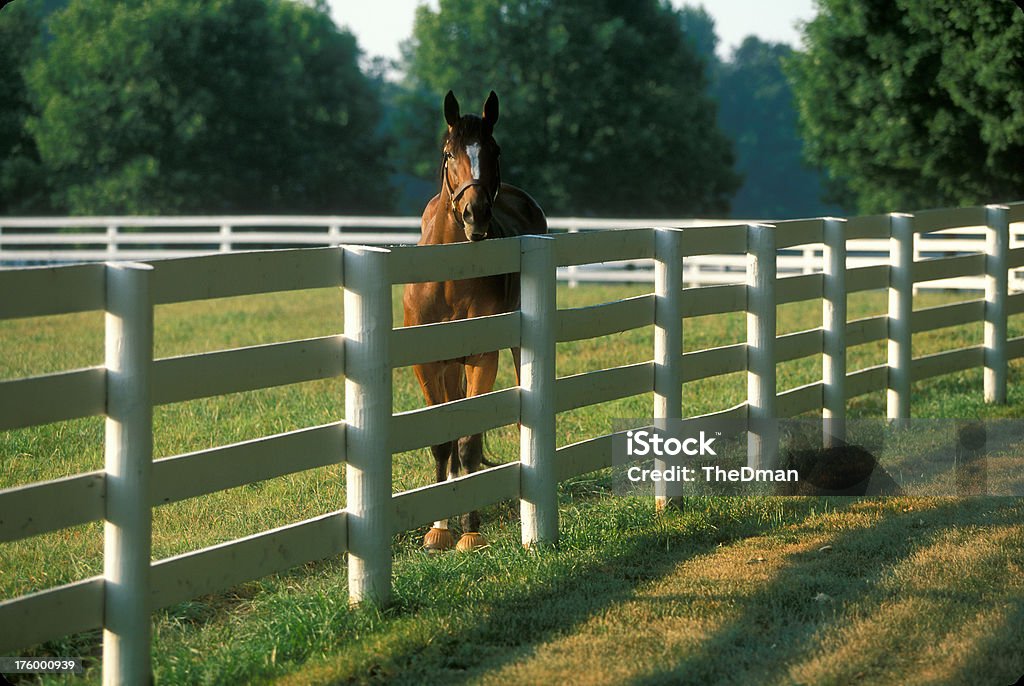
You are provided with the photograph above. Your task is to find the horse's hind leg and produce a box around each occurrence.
[510,346,522,386]
[455,353,499,551]
[457,433,484,538]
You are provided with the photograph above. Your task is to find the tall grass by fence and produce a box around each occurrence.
[1,201,1023,682]
[3,213,1024,290]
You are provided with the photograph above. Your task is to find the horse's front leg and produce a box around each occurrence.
[455,352,499,551]
[416,361,459,552]
[423,440,457,552]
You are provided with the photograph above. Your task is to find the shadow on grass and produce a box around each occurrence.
[946,601,1024,686]
[627,497,1024,686]
[340,497,845,685]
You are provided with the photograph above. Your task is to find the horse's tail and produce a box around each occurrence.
[479,424,503,468]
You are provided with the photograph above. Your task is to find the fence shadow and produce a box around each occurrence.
[349,497,847,684]
[624,498,1023,686]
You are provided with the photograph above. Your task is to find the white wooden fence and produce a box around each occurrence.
[4,214,1023,290]
[1,201,1024,682]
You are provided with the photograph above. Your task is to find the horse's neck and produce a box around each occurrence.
[424,189,464,245]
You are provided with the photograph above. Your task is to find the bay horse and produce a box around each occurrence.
[402,90,547,552]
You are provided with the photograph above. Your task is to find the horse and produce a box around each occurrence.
[402,90,547,552]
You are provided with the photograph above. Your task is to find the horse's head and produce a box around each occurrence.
[441,90,501,242]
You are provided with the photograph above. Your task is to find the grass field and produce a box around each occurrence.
[1,282,1023,684]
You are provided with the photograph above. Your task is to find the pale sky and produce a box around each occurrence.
[328,0,817,66]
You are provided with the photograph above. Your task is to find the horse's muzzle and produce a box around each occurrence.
[465,220,489,241]
[463,203,491,242]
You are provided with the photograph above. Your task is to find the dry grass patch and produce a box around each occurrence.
[467,498,1024,686]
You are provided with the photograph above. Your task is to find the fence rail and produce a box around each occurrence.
[1,200,1024,682]
[4,211,1024,290]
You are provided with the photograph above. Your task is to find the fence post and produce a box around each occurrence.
[654,228,684,510]
[912,233,921,296]
[887,213,914,420]
[328,224,341,246]
[219,224,232,252]
[985,204,1010,404]
[802,245,815,275]
[520,235,558,547]
[747,224,777,468]
[1012,223,1024,292]
[107,225,118,257]
[567,224,579,288]
[343,246,393,604]
[103,262,154,686]
[822,218,847,446]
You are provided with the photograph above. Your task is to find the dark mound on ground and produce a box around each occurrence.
[778,442,904,496]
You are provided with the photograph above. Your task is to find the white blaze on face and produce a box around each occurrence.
[466,142,482,178]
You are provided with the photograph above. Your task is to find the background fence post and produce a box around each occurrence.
[103,262,154,686]
[343,246,393,604]
[912,233,921,296]
[802,245,815,274]
[888,213,914,420]
[107,224,118,257]
[822,218,847,446]
[654,228,684,510]
[520,235,558,547]
[985,204,1010,404]
[219,224,232,252]
[567,224,579,288]
[1011,222,1024,292]
[747,224,777,468]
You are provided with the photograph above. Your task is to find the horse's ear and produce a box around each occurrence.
[444,90,460,128]
[482,91,499,128]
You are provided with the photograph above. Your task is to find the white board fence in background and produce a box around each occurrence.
[3,213,1024,291]
[1,200,1023,683]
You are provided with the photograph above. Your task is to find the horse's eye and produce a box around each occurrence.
[445,151,455,160]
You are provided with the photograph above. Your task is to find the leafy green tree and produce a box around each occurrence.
[398,0,740,217]
[27,0,392,214]
[715,37,842,218]
[678,5,718,70]
[0,0,52,214]
[788,0,1024,213]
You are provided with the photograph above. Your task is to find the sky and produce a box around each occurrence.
[327,0,818,67]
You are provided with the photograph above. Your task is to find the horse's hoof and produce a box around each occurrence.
[456,532,488,552]
[423,527,455,553]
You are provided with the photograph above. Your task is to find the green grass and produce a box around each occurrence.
[1,282,1023,684]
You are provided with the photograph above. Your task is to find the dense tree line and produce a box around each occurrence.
[676,6,841,219]
[395,0,740,217]
[1,0,1017,218]
[789,0,1023,213]
[1,0,392,215]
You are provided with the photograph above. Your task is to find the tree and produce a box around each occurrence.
[677,5,718,70]
[0,0,52,214]
[715,37,842,218]
[398,0,740,217]
[788,0,1024,213]
[27,0,393,214]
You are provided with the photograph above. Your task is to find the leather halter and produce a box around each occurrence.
[442,149,500,225]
